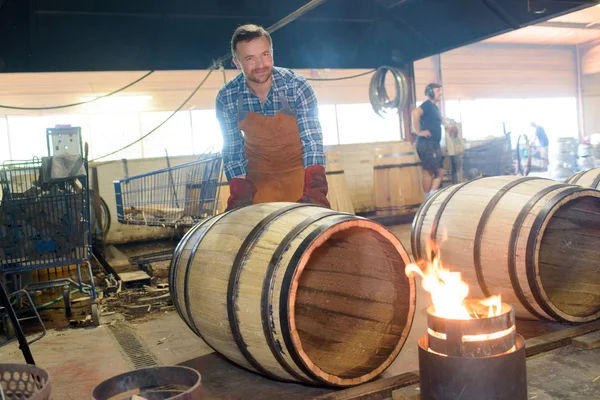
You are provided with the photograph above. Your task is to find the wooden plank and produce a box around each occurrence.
[313,372,420,400]
[525,319,600,357]
[572,330,600,350]
[318,320,600,400]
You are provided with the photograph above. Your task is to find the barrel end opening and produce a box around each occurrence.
[290,222,415,385]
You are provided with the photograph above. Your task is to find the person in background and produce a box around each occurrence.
[411,83,456,197]
[215,24,330,211]
[531,122,549,170]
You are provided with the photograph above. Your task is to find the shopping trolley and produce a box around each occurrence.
[113,154,223,228]
[0,155,98,327]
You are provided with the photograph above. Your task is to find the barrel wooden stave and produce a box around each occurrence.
[172,202,416,387]
[215,170,230,214]
[411,176,600,323]
[373,142,424,216]
[325,150,355,214]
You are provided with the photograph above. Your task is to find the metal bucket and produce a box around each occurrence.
[91,366,203,400]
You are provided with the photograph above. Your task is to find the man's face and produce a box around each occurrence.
[233,36,273,84]
[433,87,442,102]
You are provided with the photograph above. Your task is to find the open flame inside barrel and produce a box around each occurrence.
[418,301,527,400]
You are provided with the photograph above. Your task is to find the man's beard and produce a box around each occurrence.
[247,66,272,84]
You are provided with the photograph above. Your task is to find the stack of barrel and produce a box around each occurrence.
[549,137,578,181]
[372,141,424,216]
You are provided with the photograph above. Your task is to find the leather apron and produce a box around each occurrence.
[237,91,305,204]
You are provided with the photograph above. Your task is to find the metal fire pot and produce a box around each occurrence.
[418,300,527,400]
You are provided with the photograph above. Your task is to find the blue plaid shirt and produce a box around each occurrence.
[215,66,326,180]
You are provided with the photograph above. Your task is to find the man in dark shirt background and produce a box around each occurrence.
[531,122,549,169]
[411,83,456,197]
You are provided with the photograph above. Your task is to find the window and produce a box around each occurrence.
[191,110,223,154]
[89,113,143,161]
[140,111,194,158]
[443,98,578,147]
[318,105,339,145]
[335,103,401,144]
[6,116,50,160]
[0,117,9,164]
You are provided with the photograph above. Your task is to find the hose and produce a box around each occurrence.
[369,66,409,118]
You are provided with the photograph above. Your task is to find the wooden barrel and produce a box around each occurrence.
[411,176,600,324]
[565,168,600,189]
[325,151,355,214]
[373,142,424,216]
[215,170,229,214]
[170,203,416,387]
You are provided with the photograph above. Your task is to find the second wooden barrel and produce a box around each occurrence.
[411,176,600,323]
[170,203,416,387]
[373,142,425,216]
[215,170,230,214]
[325,150,355,214]
[565,168,600,189]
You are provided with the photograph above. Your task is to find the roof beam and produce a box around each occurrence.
[479,0,522,29]
[539,21,600,29]
[373,0,438,51]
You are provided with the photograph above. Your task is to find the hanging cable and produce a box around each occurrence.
[90,68,215,162]
[369,66,409,118]
[0,70,155,110]
[306,69,376,81]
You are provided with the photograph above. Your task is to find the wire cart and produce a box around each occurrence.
[0,132,98,331]
[113,154,223,228]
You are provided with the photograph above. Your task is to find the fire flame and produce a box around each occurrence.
[406,235,502,320]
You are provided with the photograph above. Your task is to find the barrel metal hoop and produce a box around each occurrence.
[591,173,600,190]
[226,203,312,380]
[262,210,343,383]
[183,210,233,349]
[373,162,421,170]
[170,216,213,332]
[427,178,484,257]
[279,214,359,384]
[568,170,586,184]
[410,185,451,259]
[525,187,587,322]
[473,177,545,297]
[326,170,344,176]
[508,184,566,321]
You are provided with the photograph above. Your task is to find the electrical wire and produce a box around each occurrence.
[90,68,215,162]
[306,69,377,81]
[369,65,409,118]
[0,70,155,110]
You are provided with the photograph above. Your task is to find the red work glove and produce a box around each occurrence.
[226,178,256,211]
[297,165,331,208]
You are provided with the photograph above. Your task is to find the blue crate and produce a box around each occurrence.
[113,154,223,227]
[0,158,92,274]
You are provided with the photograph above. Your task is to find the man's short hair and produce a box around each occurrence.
[230,24,273,59]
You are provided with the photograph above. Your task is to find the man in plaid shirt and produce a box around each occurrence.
[216,24,330,210]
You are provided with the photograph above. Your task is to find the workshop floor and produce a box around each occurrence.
[0,224,431,399]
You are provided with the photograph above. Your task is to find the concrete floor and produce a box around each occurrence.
[0,223,430,399]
